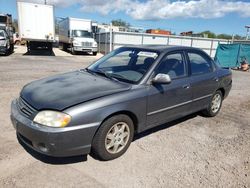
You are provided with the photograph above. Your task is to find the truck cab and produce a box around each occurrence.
[70,30,97,55]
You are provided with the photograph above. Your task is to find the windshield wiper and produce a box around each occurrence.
[85,68,118,81]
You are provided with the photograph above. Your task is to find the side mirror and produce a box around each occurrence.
[152,73,171,84]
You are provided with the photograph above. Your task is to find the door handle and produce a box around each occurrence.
[183,84,190,89]
[213,77,219,82]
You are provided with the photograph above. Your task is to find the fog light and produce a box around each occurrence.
[37,143,49,153]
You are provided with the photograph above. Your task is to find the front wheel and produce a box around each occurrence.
[202,90,223,117]
[91,114,134,161]
[93,52,97,56]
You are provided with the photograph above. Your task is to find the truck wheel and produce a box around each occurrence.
[71,44,76,55]
[202,90,223,117]
[91,114,134,161]
[62,43,67,51]
[15,40,21,46]
[93,52,97,56]
[47,43,53,54]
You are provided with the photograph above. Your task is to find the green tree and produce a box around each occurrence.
[111,19,130,28]
[199,30,217,38]
[217,34,232,40]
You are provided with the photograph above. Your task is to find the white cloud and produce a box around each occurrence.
[18,0,250,20]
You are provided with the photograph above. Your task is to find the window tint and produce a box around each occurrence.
[188,52,213,75]
[156,52,186,79]
[99,50,132,68]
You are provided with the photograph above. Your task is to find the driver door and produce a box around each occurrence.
[146,51,193,128]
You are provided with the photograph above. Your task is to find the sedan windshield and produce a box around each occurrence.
[88,47,159,84]
[72,30,92,38]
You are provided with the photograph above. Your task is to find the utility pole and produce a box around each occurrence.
[245,25,250,40]
[44,0,47,5]
[110,22,112,52]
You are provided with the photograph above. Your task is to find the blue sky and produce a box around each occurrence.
[0,0,250,36]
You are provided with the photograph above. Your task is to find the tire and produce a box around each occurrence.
[4,49,9,56]
[15,40,21,46]
[91,114,134,161]
[71,44,76,55]
[202,90,223,117]
[93,52,97,56]
[4,45,9,56]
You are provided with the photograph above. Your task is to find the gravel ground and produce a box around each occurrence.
[0,47,249,188]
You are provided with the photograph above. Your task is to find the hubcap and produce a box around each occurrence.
[105,122,130,154]
[211,93,222,113]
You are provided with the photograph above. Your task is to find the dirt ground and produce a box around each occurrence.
[0,47,249,188]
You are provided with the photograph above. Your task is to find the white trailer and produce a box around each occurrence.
[17,2,55,53]
[59,17,97,55]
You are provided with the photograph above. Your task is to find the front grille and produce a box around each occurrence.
[17,97,37,119]
[82,42,93,47]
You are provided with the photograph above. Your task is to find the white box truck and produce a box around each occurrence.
[59,17,97,55]
[17,2,55,53]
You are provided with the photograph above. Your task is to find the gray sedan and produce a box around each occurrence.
[11,46,232,160]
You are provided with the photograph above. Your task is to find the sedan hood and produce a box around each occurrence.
[21,71,131,110]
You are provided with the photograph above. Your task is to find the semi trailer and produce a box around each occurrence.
[17,2,55,53]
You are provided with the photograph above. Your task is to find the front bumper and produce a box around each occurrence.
[10,100,100,157]
[73,46,97,52]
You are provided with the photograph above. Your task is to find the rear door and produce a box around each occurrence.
[186,50,219,112]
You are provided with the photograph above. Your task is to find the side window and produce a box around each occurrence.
[156,52,186,79]
[188,52,213,75]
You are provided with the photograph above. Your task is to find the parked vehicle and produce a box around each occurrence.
[17,2,55,53]
[11,46,232,160]
[58,17,98,55]
[13,32,25,45]
[0,14,14,54]
[0,29,13,55]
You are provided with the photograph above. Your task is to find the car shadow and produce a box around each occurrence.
[23,49,55,56]
[133,112,199,141]
[17,136,87,165]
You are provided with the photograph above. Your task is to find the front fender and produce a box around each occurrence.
[64,87,148,133]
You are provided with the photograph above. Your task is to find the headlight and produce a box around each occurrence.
[73,41,81,46]
[33,111,71,128]
[93,42,97,47]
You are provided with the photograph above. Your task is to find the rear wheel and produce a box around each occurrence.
[91,114,134,161]
[202,90,223,117]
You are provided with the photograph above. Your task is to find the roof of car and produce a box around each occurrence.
[123,45,201,53]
